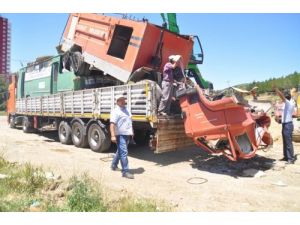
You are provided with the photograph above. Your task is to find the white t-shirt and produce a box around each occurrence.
[282,99,295,123]
[110,105,133,135]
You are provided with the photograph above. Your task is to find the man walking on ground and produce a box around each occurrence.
[110,93,134,179]
[273,85,296,164]
[158,55,181,116]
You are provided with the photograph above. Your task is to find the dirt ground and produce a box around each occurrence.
[0,115,300,211]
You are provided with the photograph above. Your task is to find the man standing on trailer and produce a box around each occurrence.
[158,55,181,116]
[110,93,134,179]
[273,85,296,164]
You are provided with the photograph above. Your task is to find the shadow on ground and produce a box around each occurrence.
[190,153,276,178]
[126,144,276,178]
[26,131,277,178]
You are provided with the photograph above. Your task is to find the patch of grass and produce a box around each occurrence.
[0,154,11,171]
[0,196,33,212]
[21,163,47,194]
[0,155,48,203]
[44,199,66,212]
[67,175,107,212]
[0,156,171,212]
[0,111,6,116]
[0,162,47,196]
[109,196,170,212]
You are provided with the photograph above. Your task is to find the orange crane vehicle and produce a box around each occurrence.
[7,13,272,161]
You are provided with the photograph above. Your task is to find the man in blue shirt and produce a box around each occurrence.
[110,93,134,179]
[273,85,296,164]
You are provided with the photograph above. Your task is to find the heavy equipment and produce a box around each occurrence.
[7,13,197,153]
[7,13,272,160]
[176,85,272,161]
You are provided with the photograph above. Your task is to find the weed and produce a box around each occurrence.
[21,163,47,194]
[0,156,170,212]
[0,196,33,212]
[110,196,168,212]
[67,175,107,212]
[0,156,9,170]
[44,198,65,212]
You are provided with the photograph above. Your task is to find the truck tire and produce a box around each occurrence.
[22,117,33,133]
[58,121,72,145]
[70,51,89,76]
[71,121,88,148]
[88,123,111,152]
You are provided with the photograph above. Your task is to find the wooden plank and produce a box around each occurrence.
[157,142,194,149]
[157,131,189,141]
[154,117,195,153]
[293,131,300,142]
[155,142,195,153]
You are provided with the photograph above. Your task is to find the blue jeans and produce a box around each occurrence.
[111,135,130,174]
[282,122,294,160]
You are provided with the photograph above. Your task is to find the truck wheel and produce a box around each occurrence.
[70,51,89,76]
[58,121,72,145]
[22,117,32,133]
[71,121,88,148]
[88,123,111,152]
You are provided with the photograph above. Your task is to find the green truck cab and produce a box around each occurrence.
[17,55,81,99]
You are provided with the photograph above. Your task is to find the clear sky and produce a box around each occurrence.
[2,13,300,89]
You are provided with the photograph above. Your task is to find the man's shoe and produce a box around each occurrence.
[122,172,134,179]
[286,160,294,165]
[158,112,167,116]
[111,166,121,171]
[279,157,288,161]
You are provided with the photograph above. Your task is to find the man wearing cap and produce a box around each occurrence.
[110,93,134,179]
[273,85,296,164]
[158,55,181,116]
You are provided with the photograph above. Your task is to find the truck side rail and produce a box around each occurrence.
[16,81,159,123]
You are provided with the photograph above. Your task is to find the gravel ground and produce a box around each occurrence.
[0,116,300,211]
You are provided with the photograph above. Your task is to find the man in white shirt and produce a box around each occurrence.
[110,93,134,179]
[273,85,296,164]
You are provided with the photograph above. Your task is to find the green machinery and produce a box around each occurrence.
[17,55,88,98]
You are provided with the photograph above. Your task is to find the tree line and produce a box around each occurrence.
[236,71,300,94]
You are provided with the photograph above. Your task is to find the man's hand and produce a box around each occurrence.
[110,123,116,143]
[272,83,285,101]
[111,136,116,143]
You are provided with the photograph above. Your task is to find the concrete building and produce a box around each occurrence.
[0,16,11,82]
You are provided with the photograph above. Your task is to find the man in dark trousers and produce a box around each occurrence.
[158,55,181,116]
[273,85,296,164]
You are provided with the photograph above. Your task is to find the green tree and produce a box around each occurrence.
[0,77,8,111]
[235,71,299,93]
